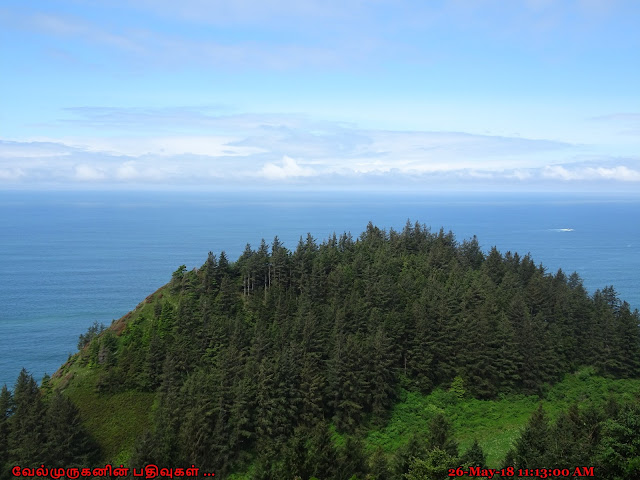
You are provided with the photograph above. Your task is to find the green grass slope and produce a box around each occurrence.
[365,368,640,468]
[50,288,167,463]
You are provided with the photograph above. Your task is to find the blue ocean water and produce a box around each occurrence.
[0,191,639,389]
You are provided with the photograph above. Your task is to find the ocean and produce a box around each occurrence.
[1,190,639,389]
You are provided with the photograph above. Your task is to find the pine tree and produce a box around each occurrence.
[595,402,640,480]
[459,235,484,270]
[336,436,368,480]
[547,403,597,468]
[129,430,158,468]
[7,369,46,465]
[330,334,368,432]
[0,385,13,480]
[405,447,458,480]
[513,404,550,469]
[367,325,397,419]
[305,421,338,479]
[177,368,220,469]
[426,413,458,457]
[202,251,219,293]
[369,447,392,480]
[393,433,428,477]
[483,246,504,285]
[43,392,99,466]
[459,438,487,468]
[611,302,640,377]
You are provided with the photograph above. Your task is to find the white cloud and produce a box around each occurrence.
[260,156,316,180]
[74,164,106,181]
[543,165,579,180]
[507,170,533,180]
[593,166,640,181]
[115,161,139,180]
[543,164,640,182]
[115,160,152,182]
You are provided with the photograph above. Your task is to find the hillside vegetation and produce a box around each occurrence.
[1,221,639,479]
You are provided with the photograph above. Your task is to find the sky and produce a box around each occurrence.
[1,0,639,191]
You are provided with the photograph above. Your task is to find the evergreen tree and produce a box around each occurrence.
[330,334,369,432]
[548,403,598,468]
[404,447,458,480]
[513,404,550,469]
[459,438,487,468]
[0,385,13,480]
[202,251,219,293]
[336,436,368,480]
[305,421,338,479]
[483,246,504,285]
[426,413,458,457]
[129,430,158,468]
[43,392,99,466]
[7,369,46,465]
[367,325,397,419]
[393,433,428,477]
[595,403,640,480]
[369,446,392,480]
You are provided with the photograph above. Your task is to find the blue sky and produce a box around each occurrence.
[1,0,639,190]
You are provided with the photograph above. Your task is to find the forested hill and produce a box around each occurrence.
[2,221,640,479]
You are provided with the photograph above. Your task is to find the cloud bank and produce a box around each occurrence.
[2,110,638,190]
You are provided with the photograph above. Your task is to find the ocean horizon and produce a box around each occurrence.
[1,190,639,389]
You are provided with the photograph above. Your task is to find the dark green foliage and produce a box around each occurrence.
[426,413,458,457]
[394,413,461,479]
[547,403,600,468]
[404,447,458,480]
[331,334,369,432]
[170,264,187,293]
[8,369,46,465]
[369,447,392,480]
[459,438,487,467]
[306,421,339,478]
[0,385,13,480]
[393,433,429,477]
[335,436,368,480]
[77,321,106,350]
[506,398,640,479]
[43,392,99,466]
[0,370,99,471]
[513,404,550,469]
[595,402,640,479]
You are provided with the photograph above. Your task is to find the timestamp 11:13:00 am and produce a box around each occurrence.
[448,466,595,478]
